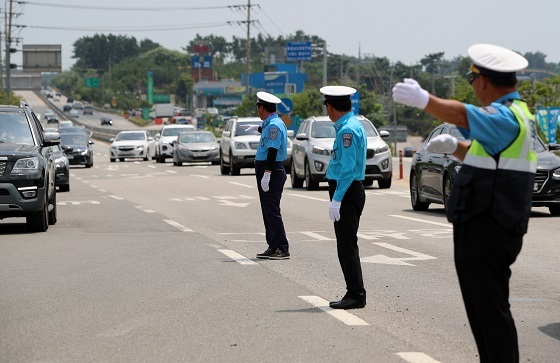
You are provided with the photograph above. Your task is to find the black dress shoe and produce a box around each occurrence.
[256,247,276,259]
[329,297,366,310]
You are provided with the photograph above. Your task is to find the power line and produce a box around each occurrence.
[16,1,245,11]
[21,22,236,32]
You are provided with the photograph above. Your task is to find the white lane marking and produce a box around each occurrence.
[192,174,210,178]
[90,185,99,189]
[163,219,193,232]
[166,170,177,174]
[108,195,124,200]
[147,165,156,169]
[135,206,155,213]
[298,296,369,326]
[361,243,437,266]
[98,189,107,193]
[229,182,254,188]
[286,193,328,202]
[58,200,100,206]
[390,214,450,227]
[396,352,441,363]
[218,249,258,265]
[300,231,333,241]
[218,200,249,207]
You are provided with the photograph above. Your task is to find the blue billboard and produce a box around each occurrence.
[286,41,312,61]
[191,56,212,69]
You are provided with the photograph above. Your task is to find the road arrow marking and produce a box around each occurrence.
[218,200,249,207]
[361,242,436,266]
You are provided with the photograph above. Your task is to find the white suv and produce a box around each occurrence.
[219,117,262,175]
[154,124,195,163]
[290,115,392,190]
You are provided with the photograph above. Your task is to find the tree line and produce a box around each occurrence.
[49,31,560,137]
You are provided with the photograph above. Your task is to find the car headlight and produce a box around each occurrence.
[552,167,560,180]
[234,142,248,149]
[312,146,330,156]
[111,146,117,150]
[12,157,39,175]
[55,158,68,167]
[178,144,189,151]
[136,145,144,150]
[210,146,218,151]
[376,144,390,153]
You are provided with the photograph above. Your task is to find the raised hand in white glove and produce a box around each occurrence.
[329,200,342,222]
[261,171,271,192]
[392,78,430,109]
[426,134,458,154]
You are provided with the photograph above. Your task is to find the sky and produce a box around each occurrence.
[9,0,560,72]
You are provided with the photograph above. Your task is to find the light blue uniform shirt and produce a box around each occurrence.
[326,111,366,201]
[255,113,288,162]
[461,92,521,155]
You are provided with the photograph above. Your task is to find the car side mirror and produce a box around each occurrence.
[379,130,390,139]
[109,138,115,142]
[43,132,60,146]
[89,140,95,145]
[548,143,560,151]
[295,132,308,141]
[287,130,294,138]
[148,137,154,141]
[155,133,160,139]
[222,131,231,138]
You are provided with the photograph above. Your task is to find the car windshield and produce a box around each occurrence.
[180,132,215,143]
[61,134,87,145]
[162,127,193,137]
[534,136,547,152]
[116,132,146,141]
[0,112,34,144]
[236,121,262,136]
[359,120,379,137]
[311,122,335,138]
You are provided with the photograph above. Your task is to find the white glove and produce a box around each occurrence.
[392,78,430,109]
[426,134,458,154]
[329,200,341,222]
[261,171,271,192]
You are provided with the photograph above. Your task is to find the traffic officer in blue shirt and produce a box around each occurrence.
[321,86,368,310]
[393,44,536,362]
[254,91,290,260]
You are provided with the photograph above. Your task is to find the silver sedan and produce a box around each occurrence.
[172,131,220,166]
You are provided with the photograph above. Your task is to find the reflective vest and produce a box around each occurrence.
[446,100,536,235]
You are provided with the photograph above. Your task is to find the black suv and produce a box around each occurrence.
[0,103,60,231]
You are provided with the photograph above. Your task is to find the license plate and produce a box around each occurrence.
[193,152,207,157]
[120,152,134,156]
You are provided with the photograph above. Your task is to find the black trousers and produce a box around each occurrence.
[255,162,289,253]
[454,212,523,363]
[328,180,366,300]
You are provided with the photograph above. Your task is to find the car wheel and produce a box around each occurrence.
[549,205,560,216]
[48,190,57,225]
[362,179,374,187]
[290,160,303,188]
[443,174,453,212]
[27,195,48,232]
[410,172,429,211]
[230,152,240,176]
[119,158,125,162]
[378,177,391,189]
[220,151,230,175]
[305,160,319,190]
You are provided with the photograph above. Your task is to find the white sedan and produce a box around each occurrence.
[109,130,155,162]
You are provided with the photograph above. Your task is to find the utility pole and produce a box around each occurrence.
[5,0,14,102]
[245,0,251,97]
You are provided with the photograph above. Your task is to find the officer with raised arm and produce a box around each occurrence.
[392,44,536,362]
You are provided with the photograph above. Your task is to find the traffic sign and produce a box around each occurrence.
[286,41,312,61]
[84,77,100,88]
[277,97,293,114]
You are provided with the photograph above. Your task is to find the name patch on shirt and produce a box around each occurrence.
[342,133,353,148]
[269,127,278,140]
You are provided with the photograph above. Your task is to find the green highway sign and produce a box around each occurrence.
[84,77,100,88]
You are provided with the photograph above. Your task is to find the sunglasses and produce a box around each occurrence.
[467,72,479,85]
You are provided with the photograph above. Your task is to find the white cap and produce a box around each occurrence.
[320,86,356,97]
[256,91,281,104]
[467,44,528,74]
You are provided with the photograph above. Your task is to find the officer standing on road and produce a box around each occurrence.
[254,92,290,260]
[322,86,368,310]
[392,44,536,362]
